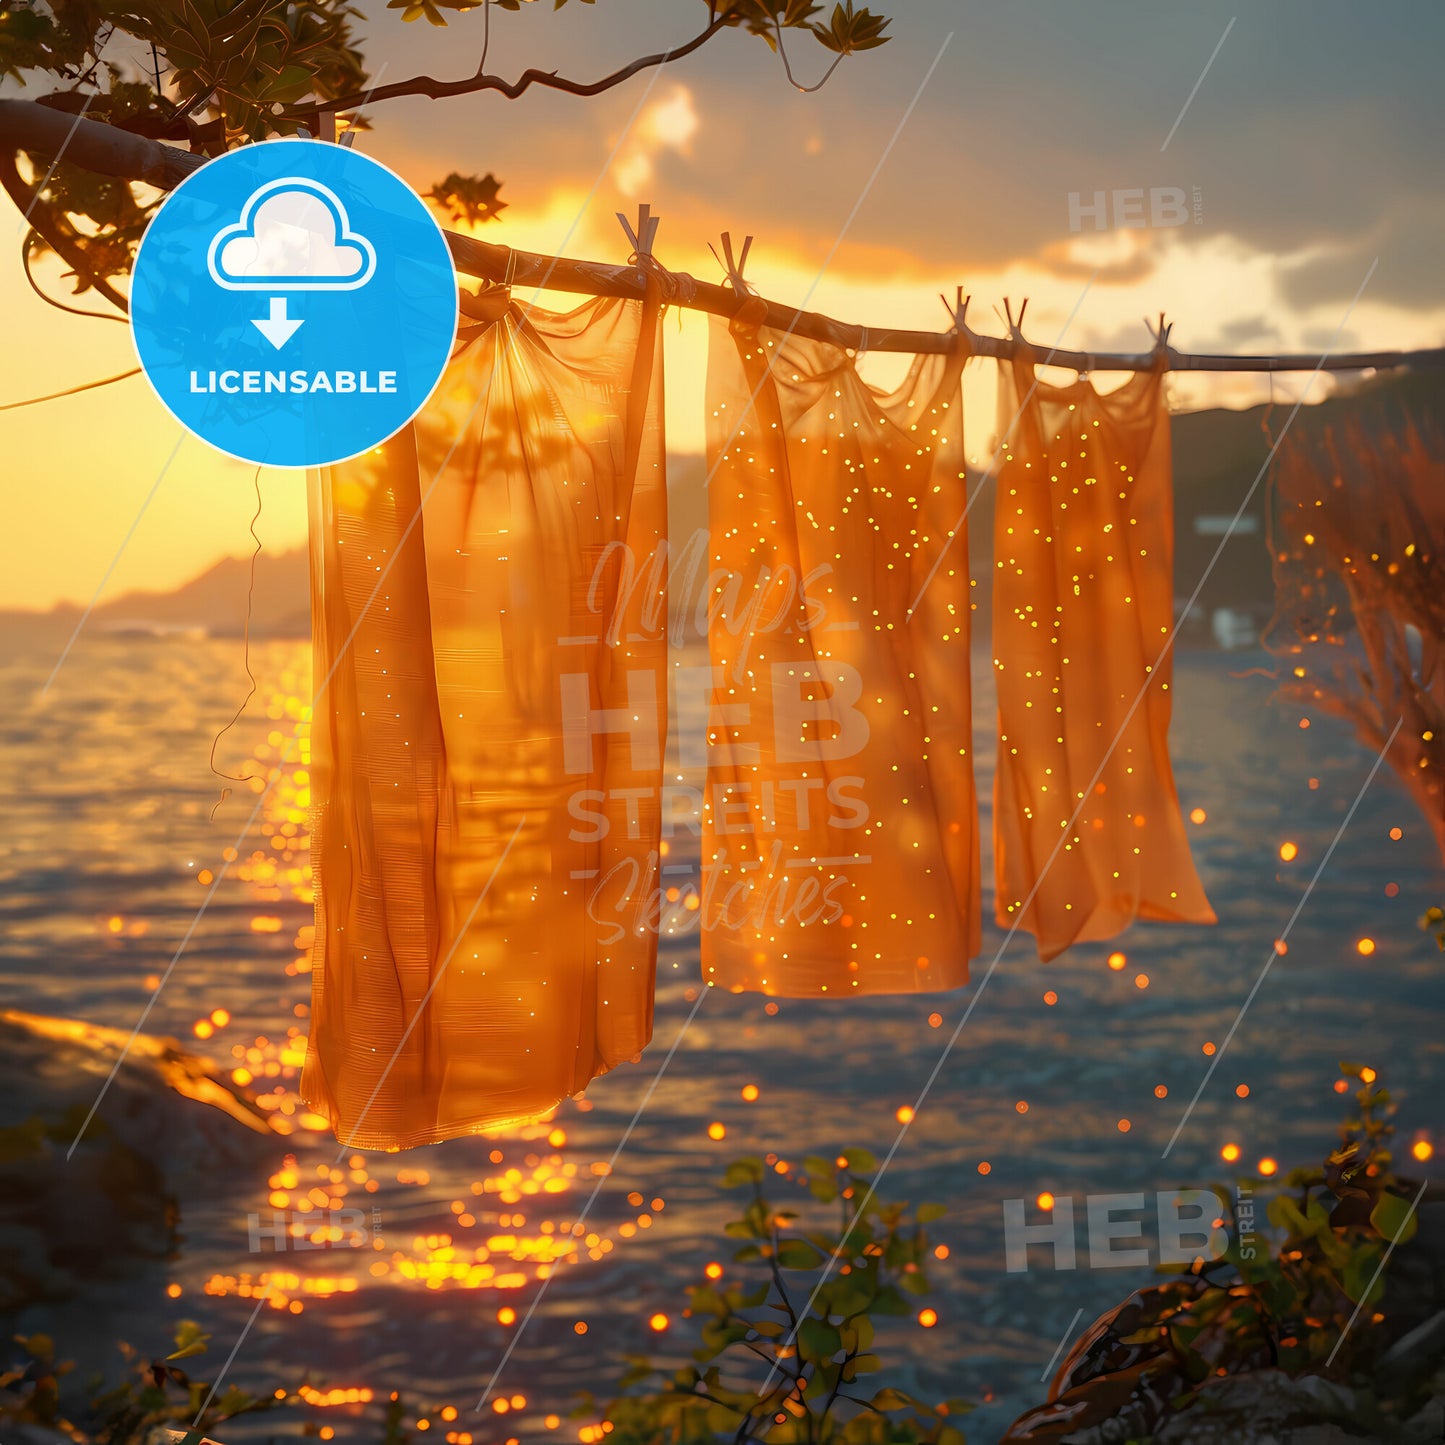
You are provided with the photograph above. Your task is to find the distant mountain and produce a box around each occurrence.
[0,545,311,645]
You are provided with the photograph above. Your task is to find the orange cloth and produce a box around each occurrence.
[699,307,980,996]
[302,290,667,1148]
[992,358,1213,960]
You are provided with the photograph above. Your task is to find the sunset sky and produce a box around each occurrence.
[2,0,1442,610]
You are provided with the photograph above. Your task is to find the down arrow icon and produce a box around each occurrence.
[252,297,304,350]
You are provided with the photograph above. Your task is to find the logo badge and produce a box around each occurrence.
[131,140,458,469]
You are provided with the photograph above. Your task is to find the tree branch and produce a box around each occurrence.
[280,8,738,120]
[0,147,129,314]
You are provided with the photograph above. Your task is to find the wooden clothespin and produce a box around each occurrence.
[617,204,662,277]
[939,285,976,342]
[1144,311,1176,366]
[998,297,1029,341]
[709,232,756,297]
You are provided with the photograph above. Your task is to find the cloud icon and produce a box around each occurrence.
[207,178,376,291]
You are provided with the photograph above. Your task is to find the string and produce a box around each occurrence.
[208,466,266,818]
[0,365,141,411]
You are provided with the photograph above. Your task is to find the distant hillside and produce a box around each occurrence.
[0,545,311,646]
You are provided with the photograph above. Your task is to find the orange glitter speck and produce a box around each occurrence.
[165,1282,182,1298]
[548,1128,567,1148]
[193,1020,214,1040]
[741,1084,760,1102]
[1356,938,1376,957]
[1037,1192,1055,1211]
[573,1321,588,1335]
[648,1313,669,1332]
[1117,1119,1131,1133]
[977,1160,991,1175]
[1334,1079,1349,1094]
[1189,807,1206,825]
[1107,952,1127,971]
[1360,1066,1377,1084]
[1134,973,1149,990]
[1043,990,1058,1006]
[1279,841,1298,862]
[917,1308,938,1328]
[1236,1084,1250,1098]
[927,1012,943,1028]
[210,1008,230,1027]
[1221,1143,1241,1162]
[704,1262,723,1280]
[896,1105,916,1124]
[1015,1100,1029,1114]
[706,1122,726,1141]
[764,1002,779,1016]
[933,1244,949,1259]
[1203,1042,1217,1056]
[1389,826,1403,840]
[497,1307,517,1326]
[1154,1084,1168,1098]
[1258,1158,1278,1176]
[1298,718,1310,729]
[545,1417,561,1431]
[1412,1140,1434,1162]
[1274,940,1288,956]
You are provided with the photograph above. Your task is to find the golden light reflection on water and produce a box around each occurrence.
[190,661,665,1344]
[118,643,1433,1441]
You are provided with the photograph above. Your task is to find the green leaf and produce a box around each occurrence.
[776,1239,825,1269]
[1370,1191,1419,1245]
[167,1320,210,1361]
[723,1156,766,1187]
[870,1387,918,1411]
[916,1202,947,1223]
[1341,1242,1386,1306]
[841,1146,877,1173]
[796,1318,842,1362]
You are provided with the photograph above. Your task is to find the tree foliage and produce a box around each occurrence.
[0,0,890,303]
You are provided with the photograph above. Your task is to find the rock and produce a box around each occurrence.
[1150,1370,1368,1443]
[0,1009,280,1173]
[0,1009,284,1317]
[1375,1309,1445,1396]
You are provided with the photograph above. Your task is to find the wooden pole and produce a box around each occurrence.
[3,98,1443,375]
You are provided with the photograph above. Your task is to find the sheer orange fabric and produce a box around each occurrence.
[302,289,667,1148]
[992,358,1213,960]
[699,305,979,996]
[1266,420,1445,862]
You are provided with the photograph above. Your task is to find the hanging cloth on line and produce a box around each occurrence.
[992,357,1214,961]
[302,286,668,1149]
[699,301,980,996]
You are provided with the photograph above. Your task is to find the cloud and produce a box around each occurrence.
[613,85,699,200]
[208,180,376,291]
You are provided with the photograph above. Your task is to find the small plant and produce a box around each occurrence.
[585,1148,971,1445]
[1144,1061,1422,1384]
[1005,1062,1436,1441]
[0,1322,283,1445]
